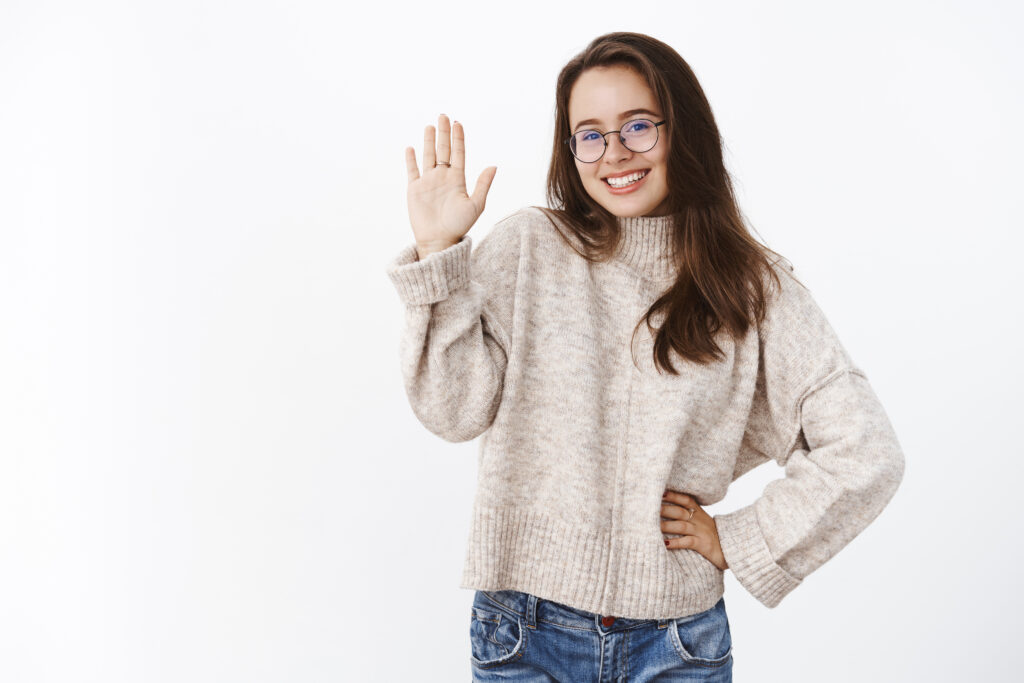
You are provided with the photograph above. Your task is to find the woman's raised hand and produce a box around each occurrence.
[405,113,497,260]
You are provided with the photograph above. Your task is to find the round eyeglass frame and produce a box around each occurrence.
[564,118,668,163]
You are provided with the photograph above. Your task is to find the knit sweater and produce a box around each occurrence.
[385,206,905,620]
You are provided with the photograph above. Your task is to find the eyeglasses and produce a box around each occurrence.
[564,118,667,163]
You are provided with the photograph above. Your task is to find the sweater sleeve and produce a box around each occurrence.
[384,210,525,442]
[712,264,906,608]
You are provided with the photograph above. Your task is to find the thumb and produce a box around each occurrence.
[470,166,497,212]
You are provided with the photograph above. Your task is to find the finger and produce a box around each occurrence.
[437,113,451,163]
[405,146,420,183]
[470,166,497,212]
[665,534,697,549]
[451,120,465,170]
[668,533,709,554]
[423,124,436,168]
[661,519,697,535]
[660,503,689,520]
[663,490,696,507]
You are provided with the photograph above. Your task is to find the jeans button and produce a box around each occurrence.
[601,616,616,627]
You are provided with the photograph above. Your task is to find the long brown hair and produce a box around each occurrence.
[535,31,799,375]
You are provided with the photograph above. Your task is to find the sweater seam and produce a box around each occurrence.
[780,366,863,461]
[480,302,512,354]
[598,359,636,611]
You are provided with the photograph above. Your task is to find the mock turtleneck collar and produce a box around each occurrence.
[612,213,679,281]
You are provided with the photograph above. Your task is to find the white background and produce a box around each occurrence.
[1,1,1021,681]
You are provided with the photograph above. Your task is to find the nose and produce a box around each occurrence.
[604,133,632,160]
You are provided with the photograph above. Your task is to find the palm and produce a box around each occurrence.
[407,166,479,244]
[404,114,497,249]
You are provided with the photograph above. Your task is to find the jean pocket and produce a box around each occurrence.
[668,597,733,668]
[478,589,529,617]
[469,599,525,669]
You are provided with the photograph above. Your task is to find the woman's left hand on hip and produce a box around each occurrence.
[661,490,729,571]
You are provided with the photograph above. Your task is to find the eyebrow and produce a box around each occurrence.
[572,108,661,132]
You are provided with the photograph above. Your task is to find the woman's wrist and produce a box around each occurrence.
[415,238,461,261]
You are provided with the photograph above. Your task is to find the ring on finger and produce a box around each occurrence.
[687,507,695,521]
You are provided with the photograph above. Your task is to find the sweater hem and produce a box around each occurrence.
[459,504,725,620]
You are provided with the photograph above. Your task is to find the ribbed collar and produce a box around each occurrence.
[612,213,679,281]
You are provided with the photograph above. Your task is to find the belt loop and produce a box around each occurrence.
[526,594,538,629]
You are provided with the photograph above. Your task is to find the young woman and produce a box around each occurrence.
[386,32,904,682]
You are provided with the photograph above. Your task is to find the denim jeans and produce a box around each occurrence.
[469,589,733,682]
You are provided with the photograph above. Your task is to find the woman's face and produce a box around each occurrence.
[567,65,671,217]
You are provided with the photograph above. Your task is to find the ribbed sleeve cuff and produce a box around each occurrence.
[385,237,473,306]
[713,505,802,608]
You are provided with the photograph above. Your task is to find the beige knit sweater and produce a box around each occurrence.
[385,206,904,619]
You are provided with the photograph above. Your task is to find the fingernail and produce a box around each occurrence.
[664,539,670,546]
[662,491,669,498]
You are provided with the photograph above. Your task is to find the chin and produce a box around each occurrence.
[586,182,669,218]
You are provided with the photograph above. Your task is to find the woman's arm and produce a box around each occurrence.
[385,211,525,442]
[386,113,516,442]
[712,265,906,608]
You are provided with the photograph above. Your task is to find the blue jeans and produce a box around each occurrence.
[469,589,733,682]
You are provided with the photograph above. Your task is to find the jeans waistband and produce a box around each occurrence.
[476,589,674,633]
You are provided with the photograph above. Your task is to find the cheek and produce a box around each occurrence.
[577,168,602,189]
[651,157,669,187]
[653,173,669,198]
[574,163,594,186]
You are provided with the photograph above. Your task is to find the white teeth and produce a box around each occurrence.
[606,170,648,187]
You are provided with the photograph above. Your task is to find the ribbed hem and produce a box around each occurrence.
[713,505,802,608]
[459,505,725,620]
[385,237,472,305]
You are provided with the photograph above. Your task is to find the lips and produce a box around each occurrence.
[602,168,651,195]
[603,169,650,188]
[602,168,650,181]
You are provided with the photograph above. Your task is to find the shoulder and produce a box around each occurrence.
[761,254,815,319]
[475,206,544,241]
[489,205,560,236]
[472,206,562,257]
[758,255,857,377]
[464,206,548,279]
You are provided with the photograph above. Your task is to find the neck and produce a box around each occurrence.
[613,213,679,281]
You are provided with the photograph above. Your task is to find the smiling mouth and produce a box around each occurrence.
[603,169,650,188]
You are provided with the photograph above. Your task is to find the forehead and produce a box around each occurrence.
[568,66,659,124]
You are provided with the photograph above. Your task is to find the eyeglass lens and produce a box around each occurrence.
[569,118,659,162]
